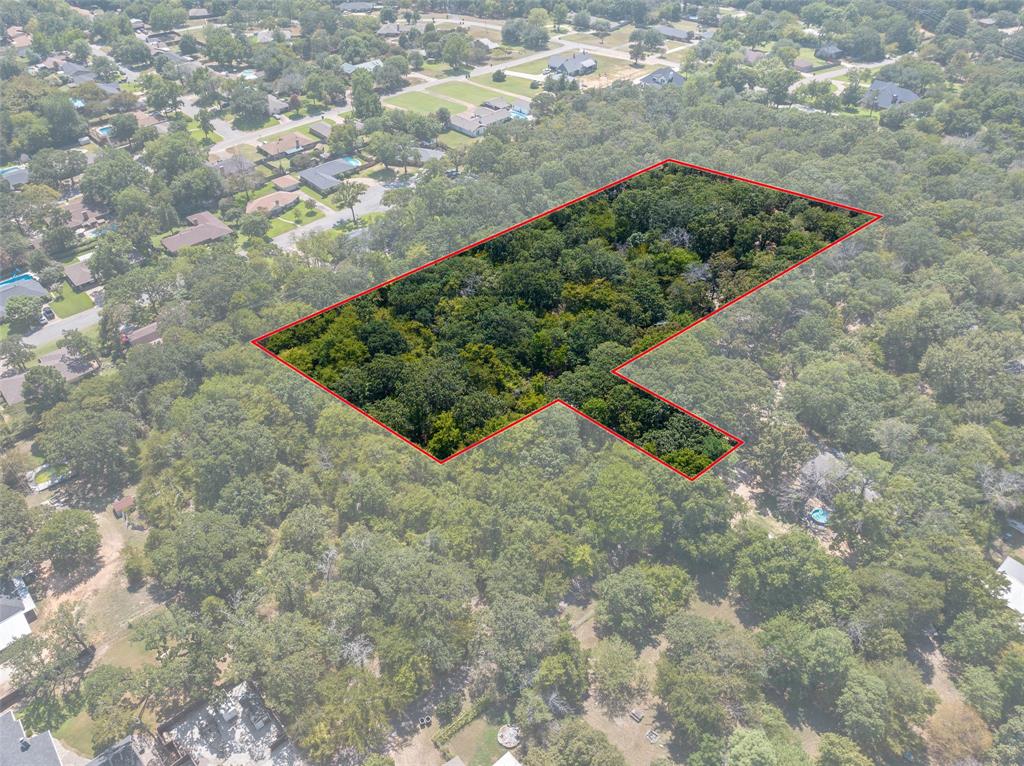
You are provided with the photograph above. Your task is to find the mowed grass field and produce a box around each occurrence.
[472,74,540,98]
[385,90,462,114]
[427,80,505,106]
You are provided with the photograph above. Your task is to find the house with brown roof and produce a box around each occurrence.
[161,211,231,253]
[257,132,318,159]
[64,260,95,291]
[246,191,300,216]
[273,175,300,191]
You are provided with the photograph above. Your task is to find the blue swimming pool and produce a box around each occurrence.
[810,506,831,525]
[97,125,114,136]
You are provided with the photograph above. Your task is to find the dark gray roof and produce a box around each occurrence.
[652,24,692,41]
[85,736,143,766]
[0,278,48,319]
[208,155,255,177]
[0,166,29,188]
[548,51,596,76]
[299,158,359,193]
[862,79,920,109]
[638,67,685,88]
[0,711,63,766]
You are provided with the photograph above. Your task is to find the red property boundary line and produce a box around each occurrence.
[253,158,883,480]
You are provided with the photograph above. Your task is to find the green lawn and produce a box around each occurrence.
[419,61,472,78]
[385,91,463,115]
[562,24,638,48]
[265,216,297,238]
[299,186,341,210]
[50,282,94,318]
[448,719,507,766]
[439,130,479,149]
[506,56,552,76]
[427,81,504,106]
[471,74,539,99]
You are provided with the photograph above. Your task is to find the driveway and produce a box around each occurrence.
[272,180,389,250]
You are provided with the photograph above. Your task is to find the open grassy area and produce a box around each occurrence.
[562,23,638,48]
[448,718,507,766]
[427,81,504,106]
[471,74,540,99]
[438,130,479,149]
[506,56,552,76]
[50,282,94,318]
[299,186,341,210]
[385,90,463,115]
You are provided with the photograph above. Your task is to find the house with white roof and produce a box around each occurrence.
[998,556,1024,619]
[0,577,37,651]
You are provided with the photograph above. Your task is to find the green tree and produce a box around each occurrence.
[33,508,101,574]
[442,34,471,70]
[0,486,36,577]
[816,734,871,766]
[351,69,382,119]
[727,729,779,766]
[596,563,693,646]
[0,334,33,372]
[5,295,43,334]
[591,636,645,714]
[23,366,68,418]
[332,181,367,223]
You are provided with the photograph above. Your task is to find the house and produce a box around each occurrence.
[273,174,300,191]
[652,24,693,43]
[158,681,301,765]
[86,730,172,766]
[153,50,202,76]
[246,191,300,215]
[862,79,921,109]
[815,43,843,61]
[208,155,256,179]
[450,105,512,137]
[0,710,62,766]
[341,58,382,75]
[123,321,161,347]
[267,94,289,116]
[0,348,97,405]
[64,260,95,291]
[413,147,445,164]
[337,0,376,11]
[3,25,32,56]
[298,157,363,194]
[257,131,318,159]
[308,121,334,140]
[187,7,211,19]
[62,61,122,94]
[548,51,597,77]
[161,211,231,253]
[110,495,135,518]
[793,58,815,73]
[65,196,105,231]
[998,557,1024,618]
[254,28,292,44]
[0,276,48,320]
[0,577,36,651]
[638,67,685,88]
[742,48,766,65]
[474,37,500,50]
[130,110,163,129]
[377,21,424,36]
[0,165,29,189]
[130,17,146,30]
[493,755,523,766]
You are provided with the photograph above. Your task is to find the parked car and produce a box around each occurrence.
[42,305,55,321]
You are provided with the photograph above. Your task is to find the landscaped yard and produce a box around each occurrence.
[447,718,508,766]
[265,203,325,237]
[438,130,479,149]
[427,81,503,106]
[50,282,94,318]
[385,91,463,115]
[471,74,540,99]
